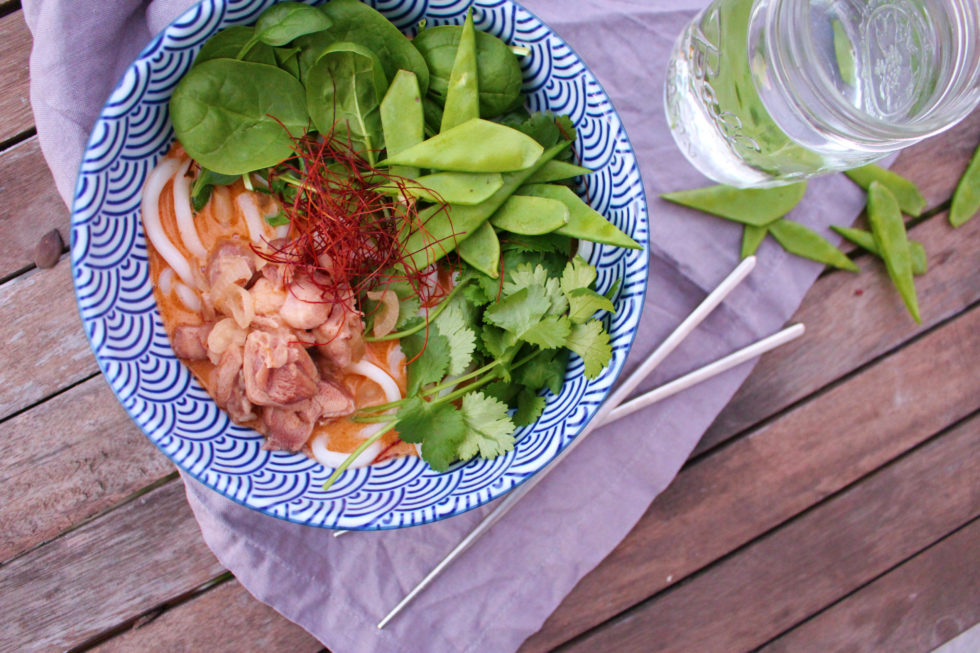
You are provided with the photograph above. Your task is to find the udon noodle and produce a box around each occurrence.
[142,146,417,468]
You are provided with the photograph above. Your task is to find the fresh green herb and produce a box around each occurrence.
[845,164,926,217]
[950,142,980,227]
[190,169,239,212]
[867,181,921,322]
[243,2,332,54]
[768,219,859,271]
[831,225,928,276]
[170,59,308,175]
[661,182,807,226]
[264,210,290,227]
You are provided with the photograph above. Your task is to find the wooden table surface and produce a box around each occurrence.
[3,4,979,652]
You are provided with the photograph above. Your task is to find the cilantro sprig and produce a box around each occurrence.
[322,246,617,490]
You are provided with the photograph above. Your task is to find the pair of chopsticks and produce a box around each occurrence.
[340,256,804,628]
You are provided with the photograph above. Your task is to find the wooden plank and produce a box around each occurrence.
[92,579,322,653]
[0,262,98,420]
[522,304,980,651]
[698,204,980,456]
[559,412,980,653]
[0,136,70,279]
[0,480,226,652]
[0,10,33,144]
[759,518,980,653]
[0,375,173,563]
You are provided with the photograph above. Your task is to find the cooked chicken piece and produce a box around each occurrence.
[250,277,287,315]
[207,240,255,292]
[311,379,355,419]
[262,404,315,452]
[280,273,332,330]
[313,302,366,369]
[171,323,213,360]
[242,329,318,407]
[210,345,254,423]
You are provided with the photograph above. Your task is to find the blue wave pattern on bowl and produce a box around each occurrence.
[71,0,649,530]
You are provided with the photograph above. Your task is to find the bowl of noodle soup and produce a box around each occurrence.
[71,0,649,530]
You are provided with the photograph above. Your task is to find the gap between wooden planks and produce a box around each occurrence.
[557,410,980,653]
[521,297,980,652]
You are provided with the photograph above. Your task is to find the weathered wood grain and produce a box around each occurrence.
[759,518,980,653]
[92,579,322,653]
[698,205,980,456]
[0,375,173,563]
[559,412,980,653]
[0,262,98,420]
[522,304,980,651]
[0,137,70,279]
[0,11,33,144]
[0,480,226,653]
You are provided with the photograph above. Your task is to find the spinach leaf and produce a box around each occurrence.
[298,0,429,92]
[193,26,276,67]
[190,169,239,212]
[253,2,332,46]
[306,41,387,165]
[170,59,308,175]
[413,24,523,118]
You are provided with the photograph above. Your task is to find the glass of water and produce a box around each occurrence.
[665,0,980,187]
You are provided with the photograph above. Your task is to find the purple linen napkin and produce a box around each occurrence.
[24,1,868,650]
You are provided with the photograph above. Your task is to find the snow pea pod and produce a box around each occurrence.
[457,222,500,278]
[741,224,767,258]
[845,164,926,217]
[832,19,856,86]
[831,226,928,276]
[440,9,479,132]
[403,142,568,269]
[950,143,980,227]
[768,219,859,271]
[867,181,921,323]
[526,160,592,184]
[490,195,569,235]
[374,172,504,205]
[661,182,807,226]
[381,118,544,173]
[381,70,423,179]
[518,184,642,249]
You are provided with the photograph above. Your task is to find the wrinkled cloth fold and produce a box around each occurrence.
[25,1,868,651]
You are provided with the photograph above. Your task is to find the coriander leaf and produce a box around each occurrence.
[521,315,572,349]
[463,278,494,306]
[264,210,290,226]
[566,287,615,323]
[396,397,467,471]
[514,389,547,426]
[401,330,450,395]
[480,324,517,359]
[500,232,572,254]
[604,278,621,302]
[566,320,612,379]
[456,393,516,461]
[514,347,569,395]
[560,255,596,294]
[481,380,520,405]
[483,286,550,334]
[504,263,567,315]
[434,299,477,376]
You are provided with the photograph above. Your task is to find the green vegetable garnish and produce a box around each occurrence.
[950,142,980,227]
[867,182,921,322]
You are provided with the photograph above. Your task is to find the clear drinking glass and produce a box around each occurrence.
[664,0,980,187]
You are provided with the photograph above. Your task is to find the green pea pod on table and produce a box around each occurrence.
[170,59,308,175]
[950,142,980,227]
[741,224,768,258]
[403,142,569,270]
[661,182,807,226]
[306,41,388,165]
[440,9,480,132]
[768,219,859,272]
[490,195,569,235]
[867,181,921,323]
[844,164,926,217]
[381,118,544,172]
[526,160,592,184]
[381,70,424,179]
[518,183,642,249]
[831,225,928,276]
[832,19,857,86]
[457,221,501,278]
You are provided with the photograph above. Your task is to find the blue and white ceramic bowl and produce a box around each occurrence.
[71,0,649,530]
